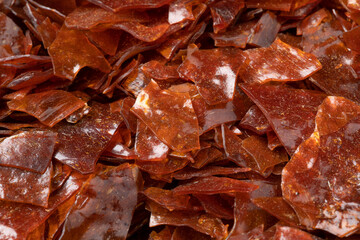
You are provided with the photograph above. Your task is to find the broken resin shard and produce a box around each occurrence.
[282,96,360,237]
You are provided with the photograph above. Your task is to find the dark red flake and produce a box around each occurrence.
[54,102,123,174]
[131,80,200,153]
[7,90,86,127]
[178,45,244,105]
[239,38,322,84]
[282,96,360,237]
[0,130,56,173]
[59,164,142,240]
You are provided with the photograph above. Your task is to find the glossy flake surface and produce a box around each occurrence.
[210,0,245,33]
[239,38,322,84]
[54,102,123,174]
[135,120,169,161]
[87,0,173,12]
[178,46,244,105]
[282,96,360,237]
[7,90,86,127]
[149,201,228,240]
[144,187,190,211]
[0,172,87,240]
[131,80,200,153]
[0,130,56,173]
[48,26,111,80]
[173,176,258,195]
[0,163,51,207]
[240,84,326,155]
[59,164,142,240]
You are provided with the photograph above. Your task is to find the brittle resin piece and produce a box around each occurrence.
[59,164,142,240]
[131,80,200,153]
[87,0,173,12]
[0,130,56,173]
[48,26,111,80]
[238,38,322,84]
[178,45,244,105]
[173,176,258,195]
[7,90,86,127]
[0,12,26,54]
[282,96,360,237]
[135,120,169,161]
[148,201,228,240]
[240,84,326,155]
[54,102,123,174]
[210,0,244,33]
[0,163,51,207]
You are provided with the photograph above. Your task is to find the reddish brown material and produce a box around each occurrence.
[282,96,360,237]
[131,80,200,153]
[7,90,86,127]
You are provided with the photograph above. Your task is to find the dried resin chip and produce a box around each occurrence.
[308,36,360,103]
[168,0,197,25]
[131,80,200,153]
[0,54,51,69]
[247,11,281,47]
[36,17,59,49]
[246,0,293,11]
[222,125,276,176]
[136,156,190,176]
[274,226,322,240]
[241,135,288,173]
[48,26,111,80]
[191,147,223,169]
[240,105,272,135]
[239,38,322,84]
[178,46,244,105]
[135,120,169,161]
[240,84,326,155]
[210,20,257,48]
[51,162,72,192]
[0,163,51,207]
[194,194,234,219]
[173,176,258,195]
[144,187,190,211]
[0,12,26,54]
[173,166,250,180]
[149,226,173,240]
[46,194,77,239]
[0,172,87,240]
[111,97,138,133]
[7,90,86,127]
[84,29,121,56]
[252,197,300,227]
[59,164,142,240]
[65,5,148,30]
[342,26,360,53]
[112,17,170,42]
[149,201,228,240]
[297,8,330,35]
[141,60,179,80]
[54,102,123,174]
[87,0,173,12]
[194,87,253,133]
[282,96,360,237]
[5,69,53,90]
[170,83,252,133]
[0,130,56,173]
[210,0,245,33]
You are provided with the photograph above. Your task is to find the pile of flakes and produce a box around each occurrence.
[0,0,359,239]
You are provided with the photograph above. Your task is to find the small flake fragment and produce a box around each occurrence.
[239,38,322,84]
[131,80,200,153]
[7,90,86,127]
